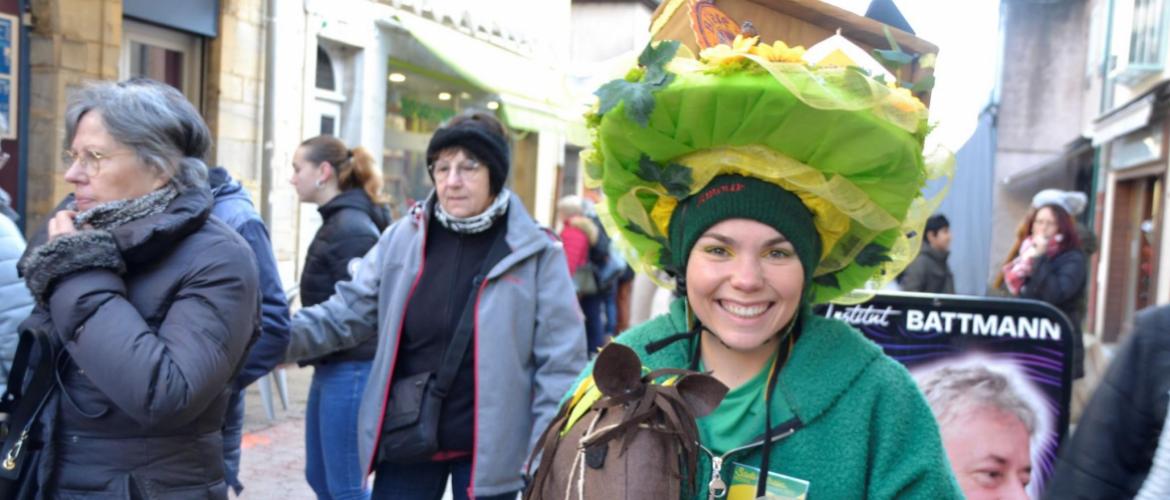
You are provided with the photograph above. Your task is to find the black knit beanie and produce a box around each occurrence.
[668,175,821,288]
[425,122,510,195]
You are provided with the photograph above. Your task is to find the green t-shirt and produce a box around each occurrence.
[697,354,776,455]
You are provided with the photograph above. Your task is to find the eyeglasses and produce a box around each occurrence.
[62,149,127,177]
[429,160,484,182]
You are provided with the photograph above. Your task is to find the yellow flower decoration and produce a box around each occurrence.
[698,34,759,67]
[749,40,807,63]
[888,86,926,114]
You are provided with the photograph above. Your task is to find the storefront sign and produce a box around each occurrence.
[815,292,1074,497]
[1109,123,1163,171]
[124,0,219,38]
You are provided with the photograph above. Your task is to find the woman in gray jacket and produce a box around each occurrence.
[288,110,586,499]
[15,79,259,497]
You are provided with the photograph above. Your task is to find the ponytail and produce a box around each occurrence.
[338,146,385,203]
[300,136,387,203]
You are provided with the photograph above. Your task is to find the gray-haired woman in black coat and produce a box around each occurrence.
[15,79,259,498]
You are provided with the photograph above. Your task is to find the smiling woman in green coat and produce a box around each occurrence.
[550,34,963,499]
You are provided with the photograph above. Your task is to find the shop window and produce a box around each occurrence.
[121,19,204,108]
[1109,124,1163,170]
[382,63,497,213]
[1103,175,1163,340]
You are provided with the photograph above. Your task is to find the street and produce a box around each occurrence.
[236,366,315,499]
[236,366,456,499]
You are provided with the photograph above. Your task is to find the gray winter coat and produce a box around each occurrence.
[900,242,955,294]
[0,214,33,393]
[288,193,586,496]
[19,188,259,498]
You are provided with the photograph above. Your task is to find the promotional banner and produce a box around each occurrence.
[815,292,1074,498]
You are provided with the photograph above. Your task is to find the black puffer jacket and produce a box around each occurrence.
[1044,305,1170,499]
[1019,248,1087,378]
[300,189,389,364]
[19,187,259,498]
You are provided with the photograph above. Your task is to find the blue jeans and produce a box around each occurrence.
[604,286,618,337]
[371,459,517,500]
[580,293,607,355]
[306,360,373,500]
[222,388,246,494]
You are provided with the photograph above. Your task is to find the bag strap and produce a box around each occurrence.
[0,330,38,413]
[0,329,57,480]
[431,228,511,399]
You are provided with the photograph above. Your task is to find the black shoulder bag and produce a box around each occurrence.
[378,229,511,464]
[0,328,58,500]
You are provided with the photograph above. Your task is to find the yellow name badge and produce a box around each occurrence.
[727,463,810,500]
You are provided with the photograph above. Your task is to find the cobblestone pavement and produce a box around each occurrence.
[236,366,316,499]
[234,366,456,499]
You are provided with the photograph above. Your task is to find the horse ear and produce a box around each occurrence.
[675,374,729,418]
[593,343,645,402]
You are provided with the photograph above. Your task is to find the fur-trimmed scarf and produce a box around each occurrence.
[19,185,178,305]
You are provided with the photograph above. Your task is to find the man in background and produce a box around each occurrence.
[209,166,292,495]
[901,214,955,294]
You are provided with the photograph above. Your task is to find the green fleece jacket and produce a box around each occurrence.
[569,299,962,499]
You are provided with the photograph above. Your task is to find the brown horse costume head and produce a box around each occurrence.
[525,343,728,500]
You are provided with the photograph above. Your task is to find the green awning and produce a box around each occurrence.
[394,13,580,135]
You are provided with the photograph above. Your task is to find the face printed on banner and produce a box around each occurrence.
[941,406,1032,500]
[685,219,804,355]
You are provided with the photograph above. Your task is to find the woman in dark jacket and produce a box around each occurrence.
[289,135,389,499]
[15,79,259,497]
[994,203,1088,378]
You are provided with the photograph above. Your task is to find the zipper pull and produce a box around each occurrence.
[707,455,727,499]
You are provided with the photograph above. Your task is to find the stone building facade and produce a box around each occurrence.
[23,0,266,228]
[13,0,587,293]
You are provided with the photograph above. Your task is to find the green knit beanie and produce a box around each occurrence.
[668,175,821,287]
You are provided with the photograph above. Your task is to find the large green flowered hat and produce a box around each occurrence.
[584,36,953,305]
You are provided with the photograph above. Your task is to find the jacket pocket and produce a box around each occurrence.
[53,474,134,499]
[148,479,228,500]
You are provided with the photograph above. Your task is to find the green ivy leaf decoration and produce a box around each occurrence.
[594,41,680,127]
[596,80,656,126]
[638,40,680,85]
[882,25,902,52]
[636,155,693,199]
[813,273,841,289]
[854,243,894,267]
[871,25,936,97]
[625,221,674,268]
[910,74,936,93]
[872,48,914,70]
